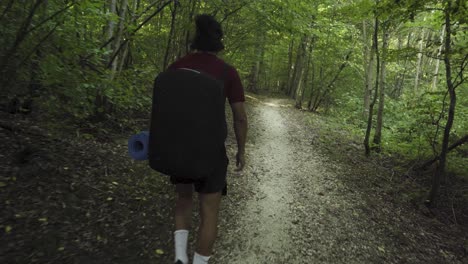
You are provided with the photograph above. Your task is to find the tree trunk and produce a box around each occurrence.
[106,0,117,44]
[290,35,308,99]
[373,25,389,148]
[310,65,324,112]
[284,36,295,93]
[307,61,316,110]
[428,5,456,206]
[296,42,313,109]
[95,0,117,117]
[287,38,301,96]
[247,34,265,93]
[311,51,351,112]
[362,20,373,117]
[162,1,178,70]
[110,0,128,79]
[185,0,197,54]
[414,29,426,93]
[392,32,411,97]
[118,0,139,72]
[431,25,445,92]
[364,43,376,116]
[294,60,307,109]
[248,61,261,93]
[364,17,379,156]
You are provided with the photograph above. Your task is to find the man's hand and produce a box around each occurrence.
[235,152,246,171]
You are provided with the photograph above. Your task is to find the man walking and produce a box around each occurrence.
[165,14,248,264]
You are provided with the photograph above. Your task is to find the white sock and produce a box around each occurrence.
[193,252,210,264]
[174,230,189,264]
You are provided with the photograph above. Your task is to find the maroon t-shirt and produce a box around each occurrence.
[168,53,245,104]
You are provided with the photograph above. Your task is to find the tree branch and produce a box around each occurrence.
[95,0,168,56]
[18,23,59,67]
[417,135,468,170]
[107,0,173,68]
[131,0,164,23]
[26,2,75,35]
[453,53,468,89]
[0,0,15,21]
[315,51,352,108]
[0,0,44,76]
[220,2,249,23]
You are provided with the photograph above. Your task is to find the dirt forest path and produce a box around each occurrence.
[1,95,465,264]
[209,95,464,264]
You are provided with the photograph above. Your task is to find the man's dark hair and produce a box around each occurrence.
[190,14,224,52]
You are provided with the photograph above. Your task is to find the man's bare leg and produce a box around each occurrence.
[175,184,193,229]
[196,192,222,257]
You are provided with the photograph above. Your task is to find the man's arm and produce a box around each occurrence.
[230,102,248,171]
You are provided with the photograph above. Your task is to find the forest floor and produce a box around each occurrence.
[1,94,467,264]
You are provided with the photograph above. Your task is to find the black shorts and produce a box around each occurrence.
[170,150,229,195]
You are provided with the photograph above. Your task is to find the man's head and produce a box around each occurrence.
[190,14,224,53]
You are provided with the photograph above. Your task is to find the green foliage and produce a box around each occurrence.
[0,0,466,177]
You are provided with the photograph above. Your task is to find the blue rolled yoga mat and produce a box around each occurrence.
[128,131,149,160]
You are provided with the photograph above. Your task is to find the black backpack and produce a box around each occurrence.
[148,67,227,179]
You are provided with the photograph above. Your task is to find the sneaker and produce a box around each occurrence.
[175,260,184,264]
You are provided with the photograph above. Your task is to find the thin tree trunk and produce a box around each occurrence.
[288,38,300,96]
[259,42,267,90]
[311,51,351,112]
[118,0,139,72]
[392,32,412,97]
[110,0,128,79]
[364,16,379,156]
[248,61,261,93]
[247,34,265,93]
[432,25,445,91]
[105,0,117,46]
[365,47,375,113]
[162,1,178,69]
[294,61,307,109]
[290,35,308,99]
[185,0,197,54]
[310,65,324,112]
[307,61,316,110]
[297,44,313,109]
[96,0,120,116]
[362,20,373,117]
[428,5,456,206]
[284,36,295,92]
[414,29,426,93]
[373,26,389,148]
